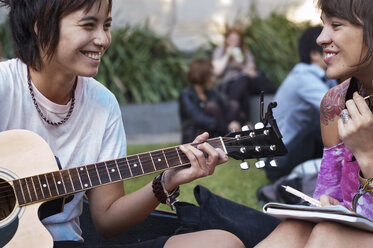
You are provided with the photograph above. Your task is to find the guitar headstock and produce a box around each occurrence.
[223,93,287,170]
[223,126,287,168]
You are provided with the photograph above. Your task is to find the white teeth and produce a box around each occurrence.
[325,53,336,59]
[84,52,102,60]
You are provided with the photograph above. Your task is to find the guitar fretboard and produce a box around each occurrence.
[12,137,224,206]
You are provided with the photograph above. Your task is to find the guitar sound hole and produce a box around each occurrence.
[0,178,16,221]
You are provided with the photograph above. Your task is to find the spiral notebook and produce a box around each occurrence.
[263,202,373,232]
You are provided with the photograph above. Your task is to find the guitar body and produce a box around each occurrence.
[0,130,57,248]
[0,105,287,247]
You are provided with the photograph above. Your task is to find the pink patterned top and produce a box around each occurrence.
[314,142,373,221]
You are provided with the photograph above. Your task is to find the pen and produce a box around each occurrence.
[364,95,373,100]
[282,185,322,207]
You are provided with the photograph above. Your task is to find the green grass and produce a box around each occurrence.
[124,143,269,211]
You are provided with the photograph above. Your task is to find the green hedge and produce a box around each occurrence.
[0,20,13,59]
[242,13,311,88]
[96,25,192,104]
[0,13,311,103]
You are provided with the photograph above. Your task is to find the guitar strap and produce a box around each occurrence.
[345,77,358,102]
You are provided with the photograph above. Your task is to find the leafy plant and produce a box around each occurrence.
[0,20,14,59]
[234,12,311,87]
[96,25,192,104]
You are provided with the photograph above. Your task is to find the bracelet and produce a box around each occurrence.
[358,170,373,191]
[352,170,373,211]
[152,171,180,209]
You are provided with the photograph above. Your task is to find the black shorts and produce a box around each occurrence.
[54,236,170,248]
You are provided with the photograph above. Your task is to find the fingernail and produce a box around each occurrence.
[220,152,228,159]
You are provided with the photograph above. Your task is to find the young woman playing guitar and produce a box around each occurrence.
[0,0,244,247]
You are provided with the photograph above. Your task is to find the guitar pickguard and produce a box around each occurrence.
[0,216,18,247]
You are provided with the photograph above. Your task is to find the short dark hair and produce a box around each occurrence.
[187,58,213,86]
[317,0,373,65]
[0,0,112,70]
[298,26,323,64]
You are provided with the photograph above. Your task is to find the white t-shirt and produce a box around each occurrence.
[0,59,127,242]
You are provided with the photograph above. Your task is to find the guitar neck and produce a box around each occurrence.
[12,137,226,206]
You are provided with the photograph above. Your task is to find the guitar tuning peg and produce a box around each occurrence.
[255,160,266,169]
[269,159,278,167]
[241,125,251,131]
[240,161,250,170]
[254,122,265,129]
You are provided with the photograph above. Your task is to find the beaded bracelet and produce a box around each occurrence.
[152,171,180,209]
[358,170,373,190]
[352,170,373,211]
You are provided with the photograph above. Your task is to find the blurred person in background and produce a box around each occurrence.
[179,58,241,144]
[212,27,275,121]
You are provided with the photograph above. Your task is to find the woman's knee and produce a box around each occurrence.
[255,220,313,248]
[164,229,244,248]
[276,219,314,234]
[307,222,352,247]
[212,230,245,248]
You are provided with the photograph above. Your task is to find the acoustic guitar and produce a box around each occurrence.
[0,109,286,247]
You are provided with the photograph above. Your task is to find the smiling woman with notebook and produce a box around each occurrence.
[256,0,373,247]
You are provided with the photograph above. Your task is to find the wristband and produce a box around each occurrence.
[352,170,373,211]
[152,171,180,209]
[358,170,373,190]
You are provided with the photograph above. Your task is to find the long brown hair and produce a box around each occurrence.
[224,27,247,52]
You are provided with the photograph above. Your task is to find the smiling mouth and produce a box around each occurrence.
[82,51,102,60]
[325,53,337,59]
[323,52,337,63]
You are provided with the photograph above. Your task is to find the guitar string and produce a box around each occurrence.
[0,163,197,202]
[0,156,263,203]
[0,135,274,201]
[0,134,270,193]
[0,135,268,192]
[0,160,197,202]
[0,138,226,199]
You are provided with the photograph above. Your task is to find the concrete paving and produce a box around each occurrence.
[127,132,181,145]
